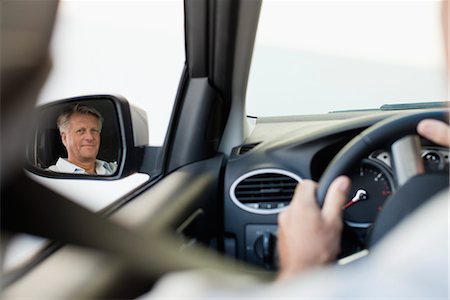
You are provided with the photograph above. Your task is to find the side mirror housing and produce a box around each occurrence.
[26,94,148,179]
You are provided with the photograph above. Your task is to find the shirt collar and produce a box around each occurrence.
[55,158,110,175]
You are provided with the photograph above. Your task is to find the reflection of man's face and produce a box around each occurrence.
[61,113,101,164]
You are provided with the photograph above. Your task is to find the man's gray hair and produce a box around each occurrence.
[57,103,104,132]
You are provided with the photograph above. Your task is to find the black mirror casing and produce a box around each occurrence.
[25,94,148,179]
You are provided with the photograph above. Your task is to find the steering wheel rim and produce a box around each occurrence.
[317,110,448,205]
[316,110,448,247]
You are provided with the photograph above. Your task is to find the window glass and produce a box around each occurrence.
[246,0,447,116]
[6,0,184,275]
[38,0,184,146]
[26,0,184,209]
[33,0,185,208]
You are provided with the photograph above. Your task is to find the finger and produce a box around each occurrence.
[321,176,351,225]
[417,119,450,147]
[294,180,318,208]
[289,181,313,208]
[278,209,287,228]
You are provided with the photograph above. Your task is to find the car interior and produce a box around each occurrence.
[2,0,448,299]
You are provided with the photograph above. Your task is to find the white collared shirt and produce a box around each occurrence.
[47,158,117,175]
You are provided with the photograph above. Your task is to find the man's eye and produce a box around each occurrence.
[76,129,85,134]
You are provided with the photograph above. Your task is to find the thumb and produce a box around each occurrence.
[417,119,450,147]
[321,176,351,225]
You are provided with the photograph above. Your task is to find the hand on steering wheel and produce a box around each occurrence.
[277,110,449,282]
[317,110,449,246]
[277,176,350,281]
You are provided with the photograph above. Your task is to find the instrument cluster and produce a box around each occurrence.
[344,146,448,228]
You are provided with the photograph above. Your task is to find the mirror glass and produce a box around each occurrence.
[27,98,121,176]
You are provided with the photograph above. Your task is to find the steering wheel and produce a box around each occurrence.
[317,110,449,247]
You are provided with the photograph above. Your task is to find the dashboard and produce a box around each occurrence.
[222,110,449,270]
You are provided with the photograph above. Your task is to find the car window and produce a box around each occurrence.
[38,0,184,146]
[32,0,184,208]
[246,0,447,117]
[6,0,184,275]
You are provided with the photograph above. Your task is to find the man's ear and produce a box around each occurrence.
[60,131,68,148]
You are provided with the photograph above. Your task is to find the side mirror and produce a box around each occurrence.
[26,95,148,179]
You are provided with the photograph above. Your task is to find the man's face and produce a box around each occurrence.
[61,113,101,164]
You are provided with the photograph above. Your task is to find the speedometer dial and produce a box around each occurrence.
[344,159,394,227]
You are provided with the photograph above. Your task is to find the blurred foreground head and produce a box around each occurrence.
[1,0,58,184]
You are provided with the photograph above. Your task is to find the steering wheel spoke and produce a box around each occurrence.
[390,135,425,187]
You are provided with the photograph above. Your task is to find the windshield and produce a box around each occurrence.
[246,0,447,117]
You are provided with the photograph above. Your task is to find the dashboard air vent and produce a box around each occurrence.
[230,169,302,214]
[238,142,261,155]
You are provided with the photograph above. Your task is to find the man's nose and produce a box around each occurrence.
[84,131,95,141]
